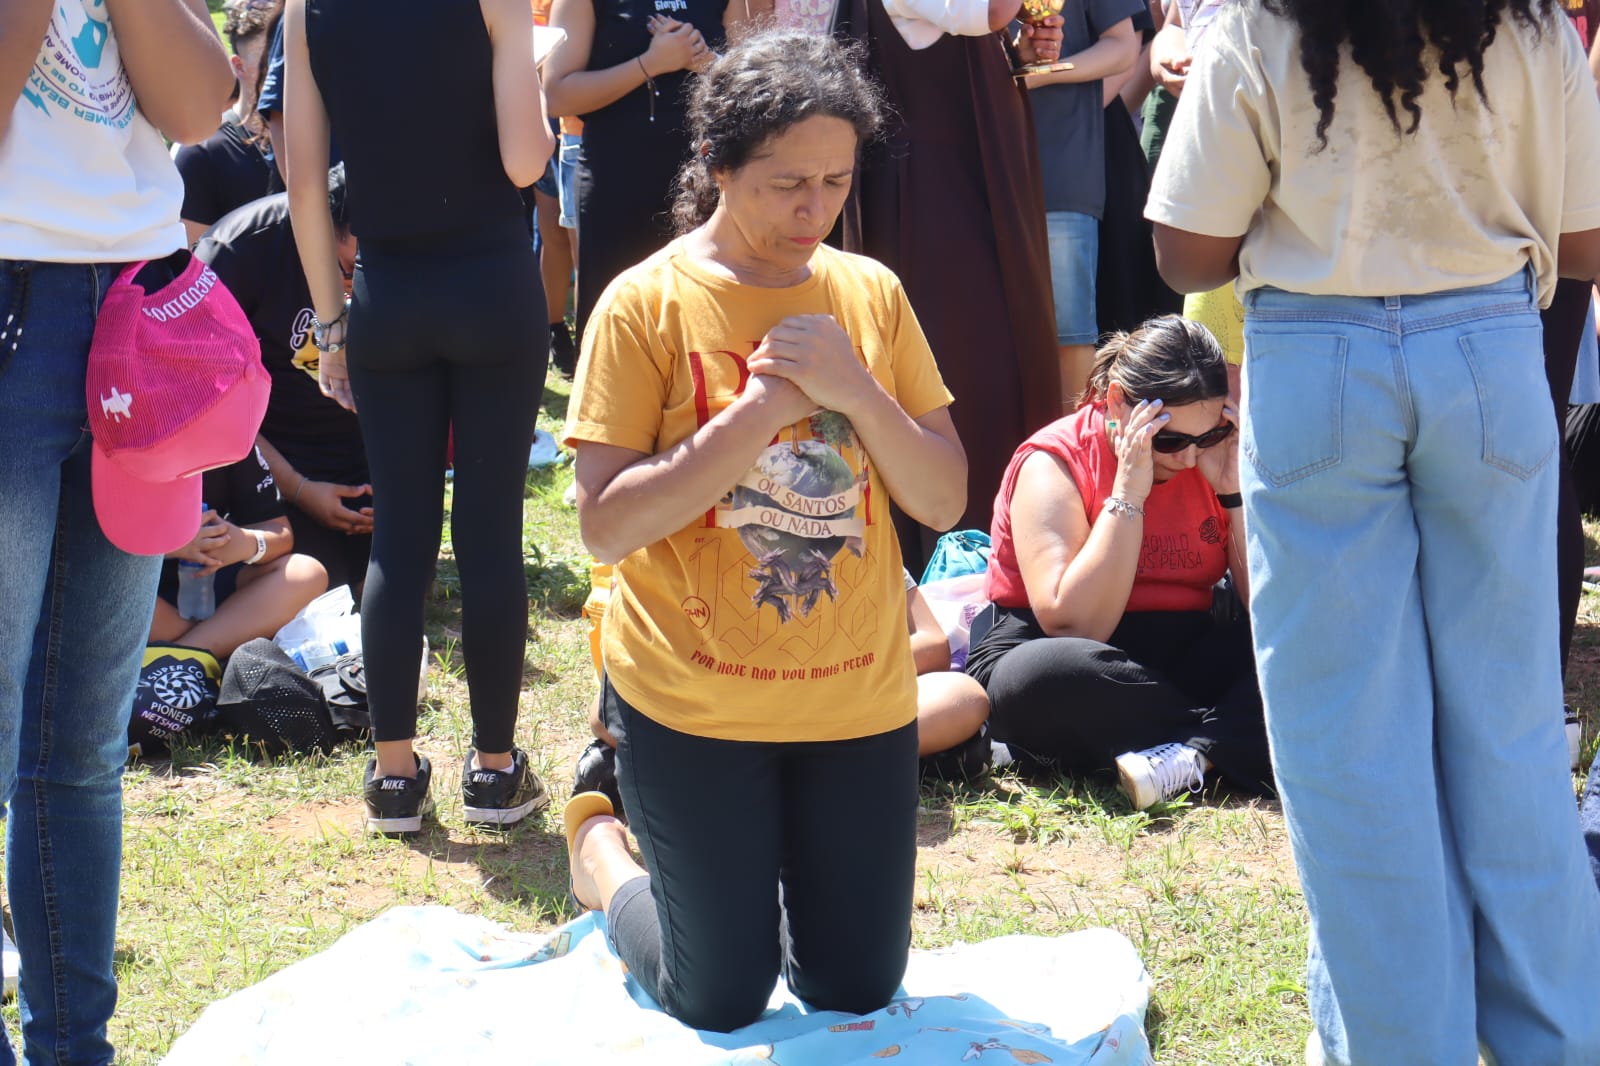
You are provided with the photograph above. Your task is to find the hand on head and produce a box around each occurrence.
[1105,398,1167,507]
[1195,403,1241,497]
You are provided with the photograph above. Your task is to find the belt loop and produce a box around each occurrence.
[1384,294,1402,311]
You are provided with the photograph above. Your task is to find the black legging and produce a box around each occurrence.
[1541,276,1589,677]
[346,228,546,752]
[967,606,1274,797]
[600,678,918,1033]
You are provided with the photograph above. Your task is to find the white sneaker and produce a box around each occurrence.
[1115,743,1207,810]
[1305,1030,1324,1066]
[2,925,19,999]
[1566,707,1582,772]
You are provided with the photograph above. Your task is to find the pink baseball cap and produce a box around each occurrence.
[87,254,269,556]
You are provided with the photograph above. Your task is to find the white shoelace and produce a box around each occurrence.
[1144,743,1207,802]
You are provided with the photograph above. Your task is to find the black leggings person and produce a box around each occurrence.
[598,680,918,1033]
[1541,276,1589,676]
[967,606,1274,797]
[348,231,547,754]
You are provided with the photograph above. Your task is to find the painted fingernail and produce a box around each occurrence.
[1150,399,1164,408]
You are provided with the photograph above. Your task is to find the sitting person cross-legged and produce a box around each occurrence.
[149,445,328,659]
[964,315,1273,809]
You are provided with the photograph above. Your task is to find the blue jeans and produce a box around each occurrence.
[557,133,582,231]
[1044,210,1099,346]
[0,261,161,1065]
[1240,271,1600,1065]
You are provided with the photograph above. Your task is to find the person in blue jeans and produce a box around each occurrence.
[1148,2,1600,1063]
[0,2,231,1062]
[1019,0,1144,405]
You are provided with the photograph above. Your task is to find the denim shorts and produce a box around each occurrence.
[532,159,559,199]
[1045,209,1099,346]
[557,133,583,230]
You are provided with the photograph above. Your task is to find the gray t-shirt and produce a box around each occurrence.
[1030,0,1147,218]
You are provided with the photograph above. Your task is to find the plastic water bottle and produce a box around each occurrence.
[289,639,347,673]
[177,503,216,621]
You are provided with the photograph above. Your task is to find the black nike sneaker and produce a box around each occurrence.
[363,755,435,835]
[462,748,550,828]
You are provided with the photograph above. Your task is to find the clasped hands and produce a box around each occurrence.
[744,314,871,427]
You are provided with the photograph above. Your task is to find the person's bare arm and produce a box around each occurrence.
[988,0,1024,32]
[0,0,53,147]
[1560,227,1600,280]
[103,0,233,145]
[483,0,554,187]
[1108,39,1154,108]
[1023,16,1138,90]
[573,375,818,564]
[907,586,952,674]
[544,0,700,117]
[1152,222,1243,294]
[283,0,354,411]
[1148,2,1188,94]
[1590,28,1600,92]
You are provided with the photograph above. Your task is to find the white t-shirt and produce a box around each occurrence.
[881,0,991,50]
[0,0,185,262]
[1146,3,1600,308]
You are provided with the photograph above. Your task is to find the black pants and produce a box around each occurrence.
[601,679,918,1033]
[1541,276,1589,676]
[1568,402,1600,518]
[347,227,546,750]
[967,607,1274,796]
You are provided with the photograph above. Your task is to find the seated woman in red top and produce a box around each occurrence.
[965,315,1272,809]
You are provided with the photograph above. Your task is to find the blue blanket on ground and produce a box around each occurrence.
[163,906,1154,1065]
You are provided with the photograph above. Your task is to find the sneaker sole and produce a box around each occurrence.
[463,788,551,828]
[1115,758,1156,811]
[365,798,435,836]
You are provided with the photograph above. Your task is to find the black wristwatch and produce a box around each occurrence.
[1216,492,1243,509]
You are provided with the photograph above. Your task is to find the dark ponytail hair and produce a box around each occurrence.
[1083,316,1228,409]
[672,29,887,234]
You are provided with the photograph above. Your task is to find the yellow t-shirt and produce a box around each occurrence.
[564,241,954,743]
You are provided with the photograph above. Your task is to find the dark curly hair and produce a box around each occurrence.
[1263,0,1564,149]
[671,29,887,234]
[1083,316,1228,410]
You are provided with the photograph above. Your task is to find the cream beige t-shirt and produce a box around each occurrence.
[1146,3,1600,308]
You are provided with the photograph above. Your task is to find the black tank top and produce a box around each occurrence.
[306,0,525,246]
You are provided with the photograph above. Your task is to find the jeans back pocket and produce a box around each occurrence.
[1458,325,1556,481]
[1241,331,1348,487]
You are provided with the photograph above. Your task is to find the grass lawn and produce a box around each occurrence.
[4,372,1595,1063]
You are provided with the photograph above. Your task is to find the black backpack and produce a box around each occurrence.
[216,639,343,757]
[310,651,370,740]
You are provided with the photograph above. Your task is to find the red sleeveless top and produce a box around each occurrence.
[985,404,1231,613]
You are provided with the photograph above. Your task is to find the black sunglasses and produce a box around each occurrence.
[1151,421,1234,454]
